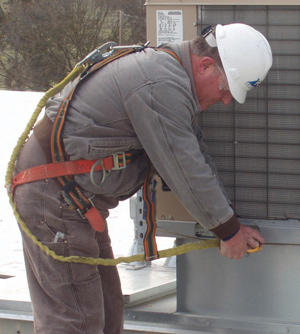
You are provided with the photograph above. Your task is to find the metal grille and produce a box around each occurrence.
[197,5,300,219]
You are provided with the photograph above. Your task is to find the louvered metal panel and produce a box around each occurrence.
[197,5,300,219]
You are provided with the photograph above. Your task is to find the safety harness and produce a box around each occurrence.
[48,45,140,234]
[10,42,183,262]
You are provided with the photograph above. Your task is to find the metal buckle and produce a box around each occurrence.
[76,198,95,220]
[76,208,86,220]
[112,152,127,170]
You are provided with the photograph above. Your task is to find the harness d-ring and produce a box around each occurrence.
[90,159,110,186]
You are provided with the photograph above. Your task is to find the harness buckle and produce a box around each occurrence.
[112,152,127,170]
[77,198,106,232]
[76,197,96,220]
[90,152,127,187]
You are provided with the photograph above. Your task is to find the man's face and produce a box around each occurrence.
[192,57,233,111]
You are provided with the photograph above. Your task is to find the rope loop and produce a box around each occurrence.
[5,51,220,266]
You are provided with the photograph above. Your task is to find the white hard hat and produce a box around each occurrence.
[204,23,273,104]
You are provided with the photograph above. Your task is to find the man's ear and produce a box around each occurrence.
[199,57,215,75]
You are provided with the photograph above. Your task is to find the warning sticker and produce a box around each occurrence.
[156,10,183,46]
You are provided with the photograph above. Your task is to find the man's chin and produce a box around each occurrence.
[200,105,209,111]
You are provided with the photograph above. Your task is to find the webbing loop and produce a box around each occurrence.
[142,167,159,261]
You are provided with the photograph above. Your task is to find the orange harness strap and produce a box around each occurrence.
[11,152,131,193]
[11,152,133,232]
[155,48,183,65]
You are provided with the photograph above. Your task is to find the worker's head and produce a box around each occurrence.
[190,23,272,110]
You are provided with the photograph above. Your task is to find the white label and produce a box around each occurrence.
[156,10,183,46]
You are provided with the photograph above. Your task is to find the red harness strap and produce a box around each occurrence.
[11,152,131,192]
[11,152,132,232]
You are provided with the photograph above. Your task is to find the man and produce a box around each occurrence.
[13,23,272,333]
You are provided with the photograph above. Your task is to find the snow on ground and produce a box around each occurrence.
[0,90,173,301]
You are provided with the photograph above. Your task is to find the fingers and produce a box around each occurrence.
[240,225,265,252]
[247,237,259,249]
[219,230,248,259]
[250,229,265,244]
[219,244,245,260]
[248,232,265,252]
[219,225,265,259]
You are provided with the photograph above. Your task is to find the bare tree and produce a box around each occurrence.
[120,0,146,45]
[0,0,137,91]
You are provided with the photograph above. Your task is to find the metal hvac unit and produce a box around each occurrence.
[197,5,300,220]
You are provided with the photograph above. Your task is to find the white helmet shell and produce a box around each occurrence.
[215,23,272,104]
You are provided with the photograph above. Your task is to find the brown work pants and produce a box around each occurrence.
[13,134,124,334]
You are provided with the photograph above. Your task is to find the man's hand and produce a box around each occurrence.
[219,225,265,259]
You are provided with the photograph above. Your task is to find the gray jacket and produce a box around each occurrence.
[46,41,237,237]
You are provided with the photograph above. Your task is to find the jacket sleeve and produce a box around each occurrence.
[124,77,239,239]
[192,117,232,205]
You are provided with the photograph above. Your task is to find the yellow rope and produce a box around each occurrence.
[9,189,220,265]
[5,64,85,188]
[5,62,220,266]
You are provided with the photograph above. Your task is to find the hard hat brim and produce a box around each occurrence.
[227,81,247,104]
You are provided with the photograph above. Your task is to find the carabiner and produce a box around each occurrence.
[77,41,117,66]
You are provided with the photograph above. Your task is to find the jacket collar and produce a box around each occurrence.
[180,41,202,113]
[164,41,202,113]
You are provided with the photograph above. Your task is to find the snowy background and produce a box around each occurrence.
[0,90,173,302]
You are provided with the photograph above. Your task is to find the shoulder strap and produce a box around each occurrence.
[155,47,183,65]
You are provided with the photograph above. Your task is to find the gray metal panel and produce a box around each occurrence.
[0,300,33,334]
[176,221,300,323]
[177,243,300,323]
[196,5,300,220]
